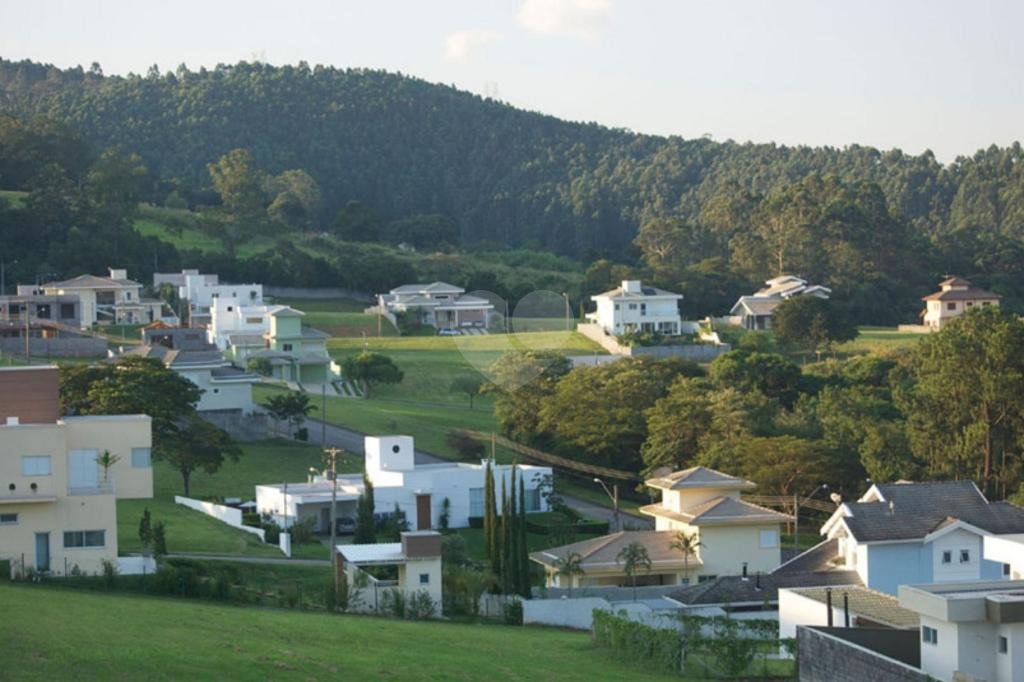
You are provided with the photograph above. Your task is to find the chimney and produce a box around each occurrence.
[621,280,642,294]
[0,366,60,424]
[741,562,748,580]
[754,573,761,591]
[889,501,895,516]
[843,592,850,627]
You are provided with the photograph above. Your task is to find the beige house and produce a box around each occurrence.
[532,466,792,588]
[40,268,172,328]
[0,366,153,577]
[337,531,443,616]
[921,276,1001,329]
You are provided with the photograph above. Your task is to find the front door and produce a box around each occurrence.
[35,533,50,572]
[69,450,99,490]
[416,494,431,530]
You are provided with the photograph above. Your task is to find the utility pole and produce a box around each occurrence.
[321,382,327,447]
[324,446,343,609]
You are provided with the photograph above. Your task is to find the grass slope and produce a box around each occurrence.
[271,296,399,338]
[1,584,677,681]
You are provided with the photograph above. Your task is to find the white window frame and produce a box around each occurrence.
[21,455,52,477]
[63,529,106,549]
[921,626,938,645]
[759,529,779,549]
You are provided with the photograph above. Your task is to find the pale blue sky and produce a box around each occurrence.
[2,0,1021,160]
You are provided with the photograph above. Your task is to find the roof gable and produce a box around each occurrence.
[646,466,756,491]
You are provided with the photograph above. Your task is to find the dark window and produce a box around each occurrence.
[999,636,1008,654]
[0,513,17,524]
[947,302,957,311]
[942,550,952,564]
[63,530,105,548]
[35,304,51,319]
[419,573,429,585]
[60,303,75,319]
[282,343,293,352]
[921,626,938,645]
[1004,563,1011,576]
[960,549,971,563]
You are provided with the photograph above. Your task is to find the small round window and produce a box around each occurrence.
[392,444,401,454]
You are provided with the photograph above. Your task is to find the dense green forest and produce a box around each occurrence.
[1,57,1022,321]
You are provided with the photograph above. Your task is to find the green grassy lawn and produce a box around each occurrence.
[836,326,926,355]
[117,439,362,558]
[1,584,676,681]
[134,217,225,253]
[0,189,27,207]
[270,296,400,337]
[453,527,604,564]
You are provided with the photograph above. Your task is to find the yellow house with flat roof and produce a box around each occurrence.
[0,366,153,577]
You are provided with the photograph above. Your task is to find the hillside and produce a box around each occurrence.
[0,583,676,681]
[1,58,1022,261]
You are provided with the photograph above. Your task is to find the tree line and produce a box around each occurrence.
[490,308,1024,502]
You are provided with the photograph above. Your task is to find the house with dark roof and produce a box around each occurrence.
[40,268,174,329]
[376,282,494,331]
[586,280,683,336]
[531,466,793,589]
[729,275,831,331]
[123,327,259,413]
[920,276,1001,329]
[780,480,1024,596]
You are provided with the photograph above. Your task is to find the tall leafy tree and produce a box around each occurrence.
[354,471,376,543]
[341,352,404,398]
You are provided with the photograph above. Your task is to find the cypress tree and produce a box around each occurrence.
[508,467,519,594]
[518,470,530,597]
[484,460,496,569]
[500,475,511,594]
[354,471,376,544]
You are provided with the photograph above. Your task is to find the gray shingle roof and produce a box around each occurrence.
[640,497,794,526]
[784,585,919,629]
[646,466,755,491]
[773,538,844,575]
[593,285,682,299]
[390,282,464,295]
[667,570,863,606]
[837,481,1024,542]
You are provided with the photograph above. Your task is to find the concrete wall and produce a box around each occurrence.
[174,495,268,544]
[0,336,107,358]
[796,627,928,682]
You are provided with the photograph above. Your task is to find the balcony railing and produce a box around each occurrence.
[68,480,115,496]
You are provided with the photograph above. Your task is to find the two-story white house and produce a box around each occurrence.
[586,280,683,336]
[777,480,1024,596]
[256,435,551,533]
[532,466,792,589]
[154,269,263,328]
[730,275,831,331]
[920,276,1001,330]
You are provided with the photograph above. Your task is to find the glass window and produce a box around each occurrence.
[942,550,952,564]
[1004,563,1011,576]
[759,530,778,548]
[524,488,541,512]
[21,455,52,476]
[63,530,105,548]
[131,447,151,468]
[946,302,956,311]
[419,573,429,585]
[282,343,293,352]
[960,549,971,563]
[469,488,484,518]
[999,636,1008,654]
[921,626,938,645]
[0,513,17,525]
[60,303,76,319]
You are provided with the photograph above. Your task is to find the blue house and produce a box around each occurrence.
[776,481,1024,596]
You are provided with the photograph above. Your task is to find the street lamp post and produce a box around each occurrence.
[793,484,829,550]
[561,293,571,331]
[593,477,620,532]
[323,447,343,608]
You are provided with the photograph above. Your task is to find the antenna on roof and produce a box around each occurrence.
[889,501,895,516]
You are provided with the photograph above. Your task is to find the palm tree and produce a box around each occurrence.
[616,541,652,601]
[669,530,704,586]
[553,552,585,596]
[96,449,121,486]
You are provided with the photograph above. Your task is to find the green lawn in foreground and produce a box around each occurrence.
[117,440,361,558]
[1,584,677,681]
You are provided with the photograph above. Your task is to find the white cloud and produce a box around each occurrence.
[444,29,500,63]
[516,0,612,39]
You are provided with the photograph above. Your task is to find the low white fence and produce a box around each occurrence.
[174,495,269,544]
[523,596,679,630]
[896,324,933,334]
[117,556,157,575]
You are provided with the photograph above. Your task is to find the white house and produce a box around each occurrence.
[40,268,173,328]
[900,580,1024,682]
[376,282,493,330]
[778,480,1024,596]
[124,327,258,413]
[920,276,1001,330]
[586,280,683,336]
[256,435,551,533]
[729,275,831,331]
[154,269,263,328]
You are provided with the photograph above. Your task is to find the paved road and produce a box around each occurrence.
[301,418,652,527]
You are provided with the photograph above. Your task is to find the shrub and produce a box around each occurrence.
[468,516,484,529]
[382,588,406,618]
[445,429,485,459]
[502,599,523,626]
[0,560,9,581]
[406,590,437,620]
[288,516,316,544]
[101,559,117,588]
[294,427,309,441]
[152,521,167,558]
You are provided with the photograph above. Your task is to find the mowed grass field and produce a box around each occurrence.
[270,296,399,338]
[0,584,677,681]
[837,326,927,354]
[116,439,362,559]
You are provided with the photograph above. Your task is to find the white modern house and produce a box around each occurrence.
[586,280,683,336]
[899,580,1024,682]
[40,268,174,328]
[729,275,831,331]
[777,480,1024,596]
[920,276,1001,330]
[154,269,263,328]
[376,282,493,330]
[256,435,551,533]
[124,327,258,413]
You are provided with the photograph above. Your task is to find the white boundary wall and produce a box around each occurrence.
[174,495,268,543]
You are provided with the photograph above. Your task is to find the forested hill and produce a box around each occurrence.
[2,58,1021,259]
